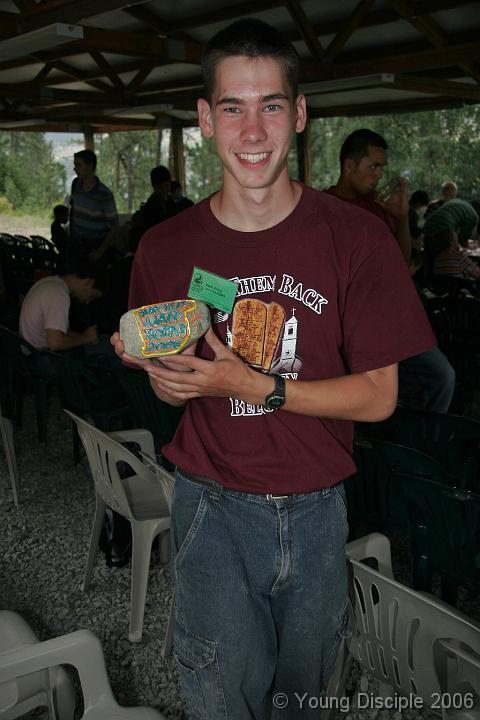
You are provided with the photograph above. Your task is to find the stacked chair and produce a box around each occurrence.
[349,407,480,606]
[66,410,175,645]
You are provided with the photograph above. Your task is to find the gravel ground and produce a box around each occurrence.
[1,389,479,719]
[1,390,187,719]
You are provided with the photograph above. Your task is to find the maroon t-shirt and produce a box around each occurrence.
[325,186,397,236]
[129,184,435,494]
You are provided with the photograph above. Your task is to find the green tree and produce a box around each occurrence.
[0,131,65,212]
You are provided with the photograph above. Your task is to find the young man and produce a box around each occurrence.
[20,271,98,351]
[327,129,455,413]
[129,165,174,249]
[69,149,118,267]
[112,19,434,719]
[326,128,411,261]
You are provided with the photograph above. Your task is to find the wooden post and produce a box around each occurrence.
[170,119,186,188]
[296,117,311,185]
[83,126,95,151]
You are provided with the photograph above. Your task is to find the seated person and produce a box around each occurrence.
[409,190,429,250]
[426,229,480,281]
[50,204,69,272]
[20,270,99,352]
[425,180,458,218]
[423,197,479,249]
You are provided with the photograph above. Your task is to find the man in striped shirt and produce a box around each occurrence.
[69,149,118,268]
[423,198,478,248]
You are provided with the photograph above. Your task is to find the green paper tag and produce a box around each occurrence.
[188,266,238,313]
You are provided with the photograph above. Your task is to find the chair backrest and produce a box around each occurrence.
[50,354,130,429]
[65,410,164,521]
[398,471,480,589]
[358,407,480,491]
[348,556,480,707]
[347,437,453,534]
[115,367,183,462]
[0,625,165,719]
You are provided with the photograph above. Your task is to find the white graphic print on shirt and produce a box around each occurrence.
[212,272,328,417]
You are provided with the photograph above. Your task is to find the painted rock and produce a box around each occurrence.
[120,299,210,359]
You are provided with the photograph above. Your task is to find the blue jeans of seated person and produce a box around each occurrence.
[398,346,456,414]
[171,471,350,720]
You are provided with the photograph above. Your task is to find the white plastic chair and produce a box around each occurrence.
[328,533,480,720]
[139,452,176,658]
[0,619,165,719]
[0,610,75,719]
[0,404,19,506]
[65,410,171,643]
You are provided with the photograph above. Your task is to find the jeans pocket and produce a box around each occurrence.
[332,483,349,538]
[174,620,227,720]
[172,472,208,568]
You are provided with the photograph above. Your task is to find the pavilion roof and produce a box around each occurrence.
[0,0,479,132]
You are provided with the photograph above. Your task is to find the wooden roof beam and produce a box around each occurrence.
[391,73,480,100]
[48,60,113,93]
[323,0,376,62]
[127,63,156,91]
[89,51,124,90]
[13,0,153,33]
[387,0,480,82]
[285,0,325,62]
[308,94,476,118]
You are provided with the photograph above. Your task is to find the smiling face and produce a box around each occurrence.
[345,145,387,197]
[197,55,306,194]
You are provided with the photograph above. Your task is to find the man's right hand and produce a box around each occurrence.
[82,324,98,344]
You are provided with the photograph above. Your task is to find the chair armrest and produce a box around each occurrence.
[0,629,114,709]
[108,428,155,458]
[140,452,175,511]
[346,532,394,578]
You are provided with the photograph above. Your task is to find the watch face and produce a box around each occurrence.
[267,395,285,409]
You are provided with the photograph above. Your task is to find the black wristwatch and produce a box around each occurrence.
[264,373,286,410]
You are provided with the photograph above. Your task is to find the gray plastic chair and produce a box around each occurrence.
[65,410,171,643]
[0,617,165,719]
[0,610,75,720]
[328,533,480,720]
[0,406,19,506]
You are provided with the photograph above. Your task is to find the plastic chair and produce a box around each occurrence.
[346,437,453,535]
[51,353,132,463]
[398,472,480,606]
[65,410,172,643]
[138,451,176,657]
[0,610,75,720]
[115,367,184,468]
[358,407,480,491]
[0,403,19,506]
[327,535,480,720]
[0,616,165,719]
[0,325,58,442]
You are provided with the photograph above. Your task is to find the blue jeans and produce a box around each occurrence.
[171,471,349,720]
[398,347,455,413]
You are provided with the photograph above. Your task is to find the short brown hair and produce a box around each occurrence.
[201,18,300,104]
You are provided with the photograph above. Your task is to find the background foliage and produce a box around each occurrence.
[0,133,66,215]
[1,106,479,219]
